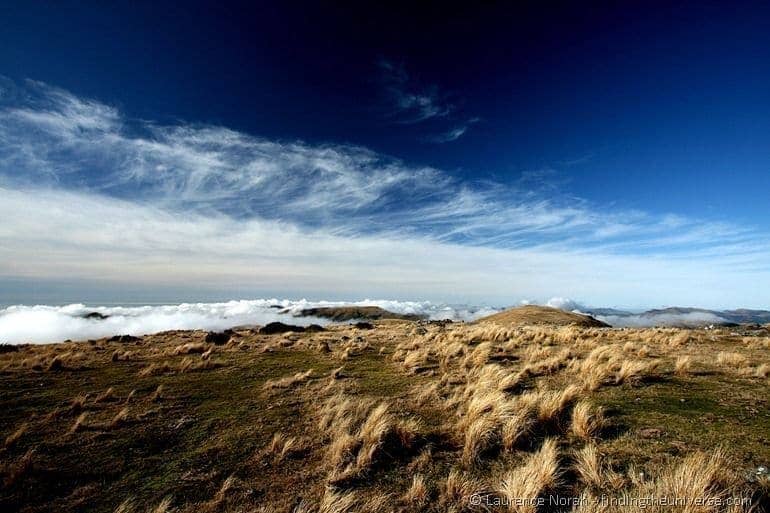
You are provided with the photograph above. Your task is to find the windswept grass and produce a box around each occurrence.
[0,321,768,512]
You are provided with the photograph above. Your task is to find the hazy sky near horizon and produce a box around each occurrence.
[1,1,770,309]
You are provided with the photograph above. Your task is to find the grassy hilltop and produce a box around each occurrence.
[1,307,769,512]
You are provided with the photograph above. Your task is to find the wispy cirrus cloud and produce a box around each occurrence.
[1,79,769,308]
[377,59,480,143]
[378,60,454,124]
[425,117,481,143]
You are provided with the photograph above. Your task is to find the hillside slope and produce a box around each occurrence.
[477,305,609,327]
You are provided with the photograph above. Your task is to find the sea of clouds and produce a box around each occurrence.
[0,297,741,345]
[0,299,502,344]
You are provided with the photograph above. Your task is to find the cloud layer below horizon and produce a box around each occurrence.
[1,79,769,309]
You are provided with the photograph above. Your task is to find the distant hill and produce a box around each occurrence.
[477,305,609,327]
[583,306,770,327]
[294,306,424,322]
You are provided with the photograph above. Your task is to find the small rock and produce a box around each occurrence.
[639,428,665,439]
[108,334,141,343]
[259,322,306,335]
[205,330,233,345]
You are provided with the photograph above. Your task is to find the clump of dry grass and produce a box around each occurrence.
[47,354,66,371]
[113,498,136,513]
[203,475,236,511]
[263,369,314,390]
[502,410,536,452]
[461,415,498,467]
[537,384,581,426]
[94,387,115,403]
[113,496,174,513]
[3,422,28,449]
[149,384,164,402]
[403,474,429,506]
[499,438,560,513]
[266,432,299,463]
[178,356,222,373]
[322,398,420,484]
[675,355,693,376]
[112,350,132,362]
[755,363,770,378]
[3,448,35,488]
[69,412,88,434]
[614,359,659,384]
[670,331,692,347]
[572,443,623,490]
[442,469,485,509]
[717,351,748,368]
[571,400,604,440]
[138,362,173,377]
[108,407,130,429]
[573,442,602,488]
[148,496,174,513]
[318,489,357,513]
[639,449,745,510]
[173,342,208,355]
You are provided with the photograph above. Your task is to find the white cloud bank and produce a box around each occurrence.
[0,299,500,344]
[0,80,769,316]
[594,311,730,328]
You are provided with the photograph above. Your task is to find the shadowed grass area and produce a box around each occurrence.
[596,373,770,468]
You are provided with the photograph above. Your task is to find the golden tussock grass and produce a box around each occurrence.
[498,438,560,513]
[572,443,624,492]
[461,415,498,467]
[173,342,208,355]
[502,409,536,451]
[108,407,130,429]
[318,489,358,513]
[202,474,236,511]
[264,369,314,390]
[148,496,173,513]
[178,356,223,373]
[3,319,768,512]
[112,350,132,362]
[3,422,28,449]
[442,469,485,509]
[149,384,164,402]
[670,331,693,347]
[614,359,659,384]
[573,443,602,488]
[571,400,604,441]
[675,355,694,376]
[266,432,298,463]
[637,449,745,512]
[403,474,430,506]
[3,448,35,488]
[69,412,88,434]
[94,387,115,403]
[322,398,420,483]
[536,384,581,426]
[138,362,172,377]
[717,351,749,368]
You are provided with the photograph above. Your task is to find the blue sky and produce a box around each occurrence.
[0,1,769,309]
